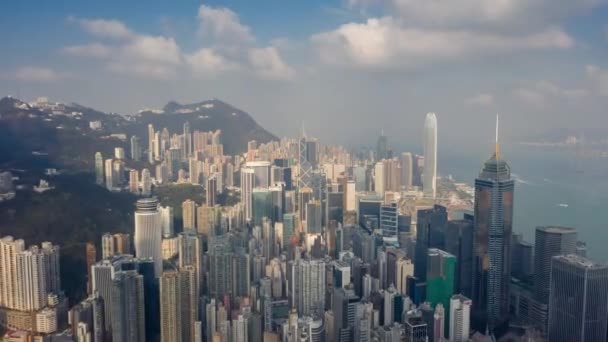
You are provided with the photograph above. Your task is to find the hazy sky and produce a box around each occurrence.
[1,0,607,148]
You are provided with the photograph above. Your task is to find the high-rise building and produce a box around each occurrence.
[426,248,455,334]
[95,152,104,185]
[374,161,385,195]
[332,286,359,342]
[252,188,272,226]
[131,135,141,161]
[85,243,97,295]
[290,259,326,317]
[298,132,315,189]
[104,158,114,190]
[178,232,202,296]
[16,246,48,311]
[404,316,428,342]
[548,254,608,342]
[414,205,447,286]
[449,294,471,342]
[400,152,413,189]
[305,200,322,234]
[422,112,437,198]
[240,168,255,222]
[534,226,577,304]
[182,199,198,231]
[0,236,25,309]
[396,257,414,296]
[160,269,195,342]
[111,270,146,342]
[129,170,139,194]
[445,217,474,297]
[160,206,175,238]
[376,132,389,161]
[246,161,272,188]
[141,168,151,196]
[70,293,105,342]
[114,147,125,160]
[380,202,398,239]
[207,235,233,300]
[207,175,218,207]
[148,124,155,160]
[471,138,514,331]
[183,122,192,159]
[134,198,162,276]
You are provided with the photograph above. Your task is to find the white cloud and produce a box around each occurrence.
[248,47,295,81]
[586,65,608,96]
[71,17,134,40]
[186,48,238,74]
[14,66,64,82]
[514,80,588,107]
[465,93,494,106]
[62,43,113,58]
[311,17,572,69]
[122,36,181,65]
[348,0,605,29]
[197,4,255,44]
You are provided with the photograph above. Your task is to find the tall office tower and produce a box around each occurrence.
[396,257,414,295]
[225,162,234,188]
[299,187,314,221]
[208,235,233,300]
[445,217,474,297]
[114,147,125,160]
[111,270,145,342]
[104,158,114,190]
[153,131,162,161]
[196,205,212,237]
[332,286,359,342]
[404,316,428,342]
[252,188,272,226]
[141,168,151,196]
[262,218,276,261]
[246,161,272,188]
[183,121,192,159]
[305,200,322,234]
[384,285,397,326]
[534,226,577,304]
[232,314,249,342]
[376,132,389,161]
[102,234,117,259]
[188,158,199,185]
[232,251,251,297]
[344,179,356,212]
[422,112,437,198]
[70,293,105,342]
[298,132,314,189]
[129,170,140,194]
[41,242,60,294]
[511,233,534,280]
[291,259,326,317]
[182,199,198,231]
[160,269,195,342]
[16,246,47,311]
[240,168,255,222]
[156,164,168,185]
[374,161,385,195]
[160,206,175,238]
[86,243,97,295]
[400,152,413,189]
[0,236,25,309]
[449,294,471,342]
[134,198,162,276]
[433,304,445,342]
[282,213,296,250]
[148,124,155,158]
[380,202,398,239]
[92,257,123,333]
[95,152,104,185]
[130,135,141,161]
[207,175,218,206]
[414,205,447,284]
[178,232,202,296]
[269,184,284,223]
[426,248,455,332]
[548,254,608,341]
[471,134,514,331]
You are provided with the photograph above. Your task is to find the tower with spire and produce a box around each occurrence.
[471,114,514,333]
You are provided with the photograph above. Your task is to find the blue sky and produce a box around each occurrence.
[1,0,607,147]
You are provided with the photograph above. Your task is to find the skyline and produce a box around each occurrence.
[0,1,607,145]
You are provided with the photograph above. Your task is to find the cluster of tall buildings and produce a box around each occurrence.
[10,112,607,342]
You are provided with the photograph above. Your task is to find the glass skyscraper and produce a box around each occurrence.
[471,150,514,331]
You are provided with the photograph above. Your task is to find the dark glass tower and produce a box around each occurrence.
[471,149,514,332]
[414,205,448,281]
[445,215,474,298]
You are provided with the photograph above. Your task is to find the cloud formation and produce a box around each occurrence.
[312,17,572,69]
[14,66,64,82]
[514,80,588,107]
[465,93,494,106]
[197,4,255,44]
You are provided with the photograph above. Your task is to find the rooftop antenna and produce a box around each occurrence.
[495,113,500,158]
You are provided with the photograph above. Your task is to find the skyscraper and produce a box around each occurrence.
[182,199,198,231]
[240,167,255,222]
[207,175,218,207]
[445,217,474,297]
[414,205,447,284]
[471,133,514,331]
[183,121,192,159]
[376,132,389,161]
[95,152,104,185]
[134,198,162,276]
[449,294,471,342]
[534,226,577,304]
[298,131,314,189]
[374,161,385,195]
[400,152,413,189]
[141,168,151,196]
[130,135,141,161]
[422,112,437,198]
[104,158,114,190]
[177,231,202,296]
[111,270,146,342]
[160,269,195,342]
[0,236,25,309]
[426,248,456,335]
[290,259,326,317]
[207,235,233,300]
[548,254,608,341]
[160,206,175,238]
[129,169,139,194]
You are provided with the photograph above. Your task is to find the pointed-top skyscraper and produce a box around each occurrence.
[471,115,514,332]
[423,113,437,198]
